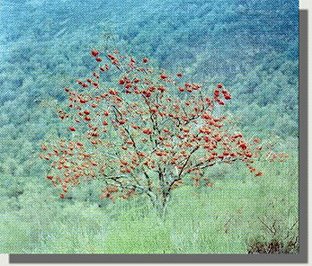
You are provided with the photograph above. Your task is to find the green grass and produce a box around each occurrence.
[0,153,298,254]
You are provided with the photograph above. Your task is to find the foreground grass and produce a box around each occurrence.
[0,153,298,253]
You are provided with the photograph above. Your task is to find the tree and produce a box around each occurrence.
[40,49,262,217]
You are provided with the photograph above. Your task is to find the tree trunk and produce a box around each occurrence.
[150,192,170,219]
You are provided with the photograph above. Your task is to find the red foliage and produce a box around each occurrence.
[40,49,263,211]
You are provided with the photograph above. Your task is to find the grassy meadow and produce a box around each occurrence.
[0,153,298,254]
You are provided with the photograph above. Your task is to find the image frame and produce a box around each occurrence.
[8,8,308,265]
